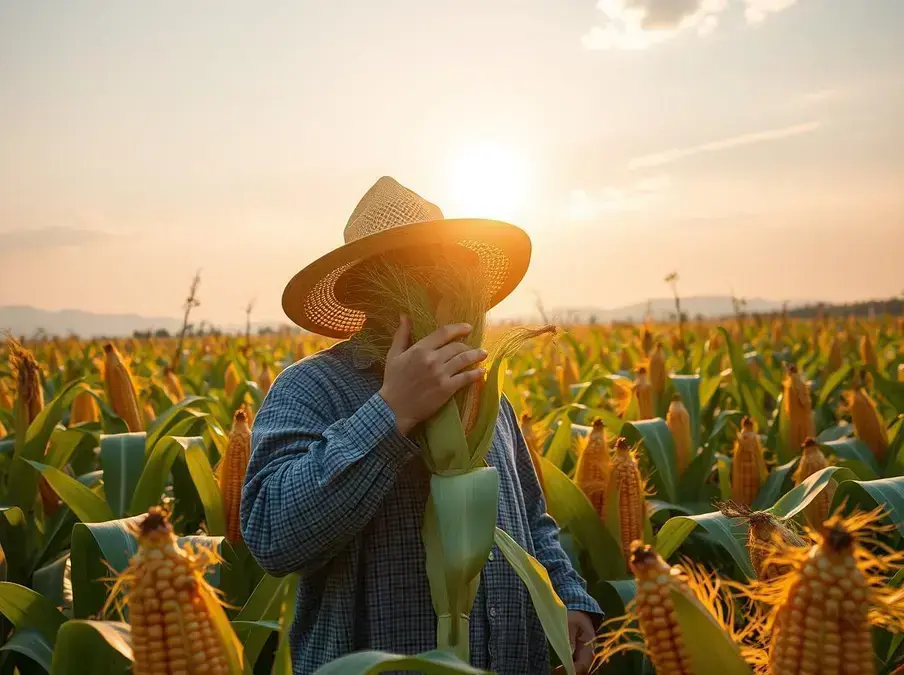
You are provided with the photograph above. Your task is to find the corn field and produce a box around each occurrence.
[0,315,902,674]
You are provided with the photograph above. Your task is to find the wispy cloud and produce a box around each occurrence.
[797,88,841,106]
[628,121,820,169]
[0,226,113,254]
[568,174,671,221]
[583,0,800,50]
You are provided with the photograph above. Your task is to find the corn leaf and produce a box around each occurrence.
[144,395,210,450]
[423,399,468,472]
[671,588,751,675]
[44,427,98,472]
[270,573,300,675]
[98,433,148,518]
[24,461,115,523]
[622,419,678,503]
[49,620,132,675]
[494,527,575,675]
[830,476,904,536]
[32,554,69,612]
[234,573,296,668]
[312,650,489,674]
[0,582,67,643]
[769,466,856,520]
[654,512,755,578]
[0,626,54,672]
[751,457,799,510]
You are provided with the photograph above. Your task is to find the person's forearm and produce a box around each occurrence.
[241,392,418,575]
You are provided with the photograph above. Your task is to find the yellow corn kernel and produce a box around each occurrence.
[666,395,692,475]
[847,386,888,463]
[163,367,185,402]
[574,418,609,517]
[794,438,835,530]
[224,362,240,398]
[629,543,694,675]
[633,367,654,420]
[606,438,645,560]
[103,343,144,432]
[648,342,667,400]
[519,413,547,496]
[731,416,766,507]
[217,410,252,544]
[70,391,100,425]
[114,507,235,675]
[783,365,814,454]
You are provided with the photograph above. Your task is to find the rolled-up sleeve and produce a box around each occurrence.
[240,362,420,576]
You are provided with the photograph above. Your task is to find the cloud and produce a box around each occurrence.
[797,88,841,106]
[628,121,820,169]
[569,174,671,221]
[0,226,113,253]
[583,0,798,50]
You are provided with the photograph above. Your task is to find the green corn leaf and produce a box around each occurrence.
[49,620,132,675]
[24,461,115,523]
[99,433,148,518]
[769,466,856,520]
[423,399,468,472]
[0,626,54,672]
[671,588,752,674]
[621,419,678,503]
[831,476,904,536]
[0,582,67,643]
[654,512,755,578]
[312,650,489,674]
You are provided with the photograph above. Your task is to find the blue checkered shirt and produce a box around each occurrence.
[240,338,601,674]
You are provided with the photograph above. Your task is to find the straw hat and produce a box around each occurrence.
[282,176,531,338]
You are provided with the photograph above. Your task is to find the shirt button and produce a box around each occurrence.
[489,606,497,618]
[488,551,494,561]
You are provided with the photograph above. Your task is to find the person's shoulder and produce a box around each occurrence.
[268,341,352,398]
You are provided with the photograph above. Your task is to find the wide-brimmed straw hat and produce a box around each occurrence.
[282,176,532,338]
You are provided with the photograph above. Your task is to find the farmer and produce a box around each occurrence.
[241,177,602,674]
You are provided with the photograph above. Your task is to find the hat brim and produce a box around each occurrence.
[282,218,531,338]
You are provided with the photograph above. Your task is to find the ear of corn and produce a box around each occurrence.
[718,501,808,580]
[111,506,240,675]
[217,409,252,544]
[606,437,645,559]
[574,418,609,516]
[794,438,835,529]
[224,362,240,397]
[641,329,654,355]
[519,413,547,496]
[163,367,185,402]
[666,395,692,475]
[70,390,100,425]
[731,416,766,507]
[103,343,144,432]
[847,386,889,463]
[256,363,274,394]
[619,348,632,372]
[826,336,843,374]
[898,363,904,382]
[859,332,877,368]
[783,365,814,454]
[633,367,655,420]
[648,342,667,400]
[0,379,14,409]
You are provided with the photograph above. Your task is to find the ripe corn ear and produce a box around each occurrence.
[163,367,185,402]
[574,419,609,517]
[666,395,692,475]
[0,379,13,409]
[641,329,654,355]
[649,342,667,400]
[619,348,632,372]
[224,362,240,398]
[899,363,904,382]
[0,418,6,438]
[70,391,100,425]
[104,343,144,432]
[519,413,547,496]
[731,416,767,507]
[794,438,835,530]
[634,367,654,420]
[826,336,843,374]
[257,363,274,394]
[217,410,252,544]
[859,333,877,368]
[782,365,814,454]
[115,507,236,675]
[718,502,808,580]
[628,543,694,675]
[847,387,889,463]
[606,438,645,560]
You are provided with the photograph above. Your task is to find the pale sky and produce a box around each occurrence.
[1,1,903,325]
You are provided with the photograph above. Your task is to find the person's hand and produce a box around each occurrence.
[378,315,488,435]
[568,610,596,675]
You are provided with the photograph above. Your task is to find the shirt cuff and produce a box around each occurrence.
[360,392,422,468]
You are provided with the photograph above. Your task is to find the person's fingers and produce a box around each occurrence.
[387,314,411,360]
[573,641,593,674]
[417,323,472,351]
[446,366,485,393]
[444,348,488,375]
[434,341,471,364]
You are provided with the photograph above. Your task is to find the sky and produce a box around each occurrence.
[1,0,903,326]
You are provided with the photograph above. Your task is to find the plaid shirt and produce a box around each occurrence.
[241,337,601,674]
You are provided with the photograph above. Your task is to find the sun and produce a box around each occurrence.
[440,142,531,222]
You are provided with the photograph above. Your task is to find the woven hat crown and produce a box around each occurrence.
[344,176,444,243]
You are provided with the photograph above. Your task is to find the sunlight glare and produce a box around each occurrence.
[440,142,532,223]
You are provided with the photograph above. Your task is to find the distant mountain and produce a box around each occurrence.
[0,306,289,339]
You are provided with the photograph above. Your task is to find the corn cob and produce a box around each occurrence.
[0,379,13,409]
[217,410,252,544]
[718,501,808,580]
[899,363,904,382]
[112,507,236,675]
[826,336,843,374]
[633,367,654,420]
[794,438,835,530]
[163,367,185,402]
[649,342,667,400]
[519,413,547,496]
[666,395,692,475]
[641,329,654,355]
[846,386,889,463]
[104,343,144,432]
[256,363,274,394]
[782,365,814,454]
[574,418,609,517]
[224,363,240,398]
[731,416,767,507]
[70,390,100,425]
[619,348,632,372]
[627,542,694,675]
[746,510,904,675]
[859,332,877,368]
[606,437,645,560]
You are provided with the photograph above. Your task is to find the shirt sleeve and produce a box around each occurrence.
[503,397,603,619]
[240,360,420,576]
